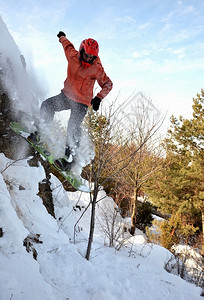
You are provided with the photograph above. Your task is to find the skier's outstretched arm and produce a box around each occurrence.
[57,31,77,59]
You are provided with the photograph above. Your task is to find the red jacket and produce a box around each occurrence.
[59,36,113,106]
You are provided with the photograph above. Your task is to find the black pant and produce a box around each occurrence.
[41,92,88,150]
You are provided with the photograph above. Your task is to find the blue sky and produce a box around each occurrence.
[1,0,204,124]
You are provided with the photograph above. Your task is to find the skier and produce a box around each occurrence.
[39,31,113,170]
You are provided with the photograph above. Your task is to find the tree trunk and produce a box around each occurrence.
[85,189,97,260]
[129,186,139,235]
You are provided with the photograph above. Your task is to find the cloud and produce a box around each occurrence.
[116,15,136,24]
[132,49,151,59]
[166,47,186,59]
[138,23,151,30]
[181,5,196,14]
[132,51,140,59]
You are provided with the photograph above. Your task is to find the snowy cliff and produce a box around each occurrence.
[0,16,44,120]
[0,153,202,300]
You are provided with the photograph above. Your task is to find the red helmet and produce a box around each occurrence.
[79,38,99,57]
[79,38,99,68]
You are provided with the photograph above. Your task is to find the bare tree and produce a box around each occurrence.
[122,93,165,234]
[85,92,165,260]
[97,202,127,250]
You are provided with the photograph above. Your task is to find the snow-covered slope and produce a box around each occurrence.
[0,154,202,300]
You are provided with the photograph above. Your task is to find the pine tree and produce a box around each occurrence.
[148,90,204,253]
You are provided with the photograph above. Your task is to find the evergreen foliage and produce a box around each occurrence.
[136,202,153,232]
[148,90,204,252]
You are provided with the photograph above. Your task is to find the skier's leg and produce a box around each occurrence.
[52,99,87,171]
[55,102,88,170]
[40,92,71,123]
[66,101,88,155]
[28,92,71,143]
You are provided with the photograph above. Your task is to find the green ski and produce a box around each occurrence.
[9,121,91,193]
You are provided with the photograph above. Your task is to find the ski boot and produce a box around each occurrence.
[54,158,71,171]
[54,146,75,172]
[27,131,41,144]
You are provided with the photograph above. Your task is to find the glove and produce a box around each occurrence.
[91,97,101,111]
[57,31,66,38]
